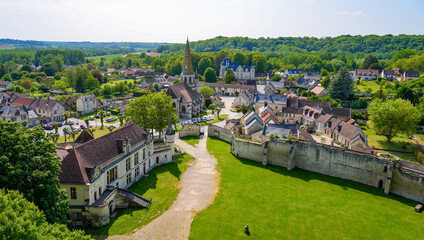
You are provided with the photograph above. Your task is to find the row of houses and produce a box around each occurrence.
[0,91,102,125]
[350,69,420,81]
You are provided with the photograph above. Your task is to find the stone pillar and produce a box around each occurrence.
[384,162,394,194]
[287,144,296,170]
[262,141,269,166]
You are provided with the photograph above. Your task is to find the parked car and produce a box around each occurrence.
[89,116,94,121]
[95,114,100,119]
[201,117,207,122]
[192,118,197,123]
[74,127,82,132]
[43,125,53,130]
[106,112,111,116]
[80,124,87,130]
[106,117,117,122]
[47,121,63,127]
[187,120,193,124]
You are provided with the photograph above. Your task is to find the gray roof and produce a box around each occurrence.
[263,124,298,137]
[267,81,285,89]
[0,105,26,117]
[256,93,287,105]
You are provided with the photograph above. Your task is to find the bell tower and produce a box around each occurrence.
[181,38,199,92]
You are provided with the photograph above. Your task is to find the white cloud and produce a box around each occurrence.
[340,11,363,15]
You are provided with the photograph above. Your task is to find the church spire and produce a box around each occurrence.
[182,38,194,75]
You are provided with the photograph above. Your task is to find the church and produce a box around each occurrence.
[166,39,204,119]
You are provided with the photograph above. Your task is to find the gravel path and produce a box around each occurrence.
[108,128,218,240]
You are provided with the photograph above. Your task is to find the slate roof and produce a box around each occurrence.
[267,81,285,89]
[201,82,256,91]
[287,99,331,109]
[322,107,351,120]
[315,113,333,124]
[382,69,396,76]
[166,82,203,103]
[263,124,298,137]
[0,105,26,117]
[256,93,287,105]
[281,107,303,115]
[221,58,254,71]
[298,129,315,142]
[59,122,148,184]
[404,70,420,78]
[286,69,302,74]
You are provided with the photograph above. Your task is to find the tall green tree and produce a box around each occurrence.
[232,52,246,66]
[204,67,217,83]
[252,54,268,73]
[328,67,354,100]
[0,122,69,224]
[199,86,215,98]
[361,55,378,69]
[223,69,235,84]
[368,99,421,143]
[0,189,90,239]
[126,92,178,140]
[198,56,214,75]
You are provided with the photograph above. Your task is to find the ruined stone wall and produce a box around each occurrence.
[231,138,424,203]
[179,123,201,138]
[208,124,233,143]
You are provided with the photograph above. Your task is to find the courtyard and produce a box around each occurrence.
[189,138,424,240]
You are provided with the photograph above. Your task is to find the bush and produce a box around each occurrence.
[110,109,121,115]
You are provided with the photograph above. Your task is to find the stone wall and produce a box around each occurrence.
[231,138,424,203]
[208,124,234,143]
[179,123,201,138]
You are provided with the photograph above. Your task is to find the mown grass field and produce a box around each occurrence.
[83,153,194,238]
[356,80,381,93]
[86,53,124,61]
[189,138,424,240]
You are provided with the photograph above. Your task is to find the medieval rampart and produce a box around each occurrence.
[231,138,424,203]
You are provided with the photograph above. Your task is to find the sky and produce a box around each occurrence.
[1,0,424,43]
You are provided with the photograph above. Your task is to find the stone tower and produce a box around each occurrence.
[181,38,199,92]
[165,121,175,160]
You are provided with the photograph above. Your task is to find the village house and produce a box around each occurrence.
[322,117,369,152]
[280,107,303,124]
[201,82,256,96]
[403,70,420,81]
[76,94,102,114]
[353,69,379,80]
[262,123,298,140]
[0,92,11,105]
[10,94,67,123]
[224,119,241,135]
[284,69,302,77]
[0,80,14,91]
[301,106,321,128]
[304,72,321,81]
[381,69,396,80]
[232,90,255,108]
[59,121,175,227]
[264,81,285,94]
[255,93,287,113]
[0,105,28,123]
[220,58,255,80]
[258,105,278,125]
[241,110,264,135]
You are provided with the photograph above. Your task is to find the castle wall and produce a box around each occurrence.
[208,124,233,143]
[231,138,424,203]
[180,123,201,138]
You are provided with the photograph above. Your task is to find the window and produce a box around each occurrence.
[107,166,118,184]
[135,167,140,177]
[156,156,159,164]
[99,187,102,195]
[94,191,97,201]
[143,149,146,159]
[126,173,132,184]
[134,153,139,165]
[70,187,77,199]
[126,158,131,172]
[316,149,320,161]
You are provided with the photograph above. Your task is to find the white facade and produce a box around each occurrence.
[76,94,99,114]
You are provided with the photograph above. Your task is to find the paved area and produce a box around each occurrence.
[108,129,218,240]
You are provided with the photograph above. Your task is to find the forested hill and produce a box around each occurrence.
[0,39,173,50]
[156,35,424,59]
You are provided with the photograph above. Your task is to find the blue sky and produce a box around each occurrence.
[0,0,423,43]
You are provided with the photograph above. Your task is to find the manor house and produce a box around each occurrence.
[220,58,255,80]
[58,122,175,227]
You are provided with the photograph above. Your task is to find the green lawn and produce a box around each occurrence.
[189,138,424,240]
[200,114,229,126]
[180,136,200,146]
[83,153,194,238]
[58,126,114,143]
[356,80,380,93]
[361,126,416,162]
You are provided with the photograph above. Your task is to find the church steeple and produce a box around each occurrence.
[180,38,198,92]
[182,38,194,75]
